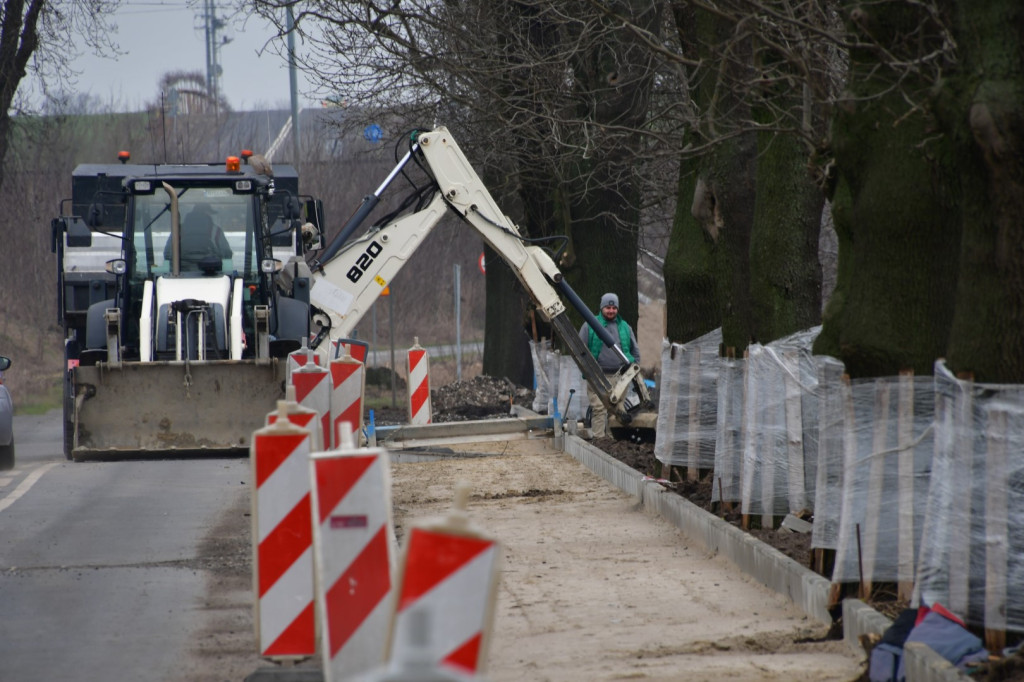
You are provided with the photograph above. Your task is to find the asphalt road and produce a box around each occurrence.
[0,410,267,682]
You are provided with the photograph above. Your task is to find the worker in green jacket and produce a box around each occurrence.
[578,292,640,438]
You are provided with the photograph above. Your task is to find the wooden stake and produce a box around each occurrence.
[856,523,870,601]
[897,369,915,601]
[784,351,806,515]
[687,345,701,481]
[984,409,1008,653]
[862,379,891,603]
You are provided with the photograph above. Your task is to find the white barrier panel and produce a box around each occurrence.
[251,406,316,659]
[291,362,331,452]
[406,337,431,425]
[330,351,366,450]
[310,426,394,681]
[387,485,500,675]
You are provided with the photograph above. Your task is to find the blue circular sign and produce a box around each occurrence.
[363,124,383,143]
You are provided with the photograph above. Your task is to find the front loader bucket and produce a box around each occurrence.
[69,359,288,460]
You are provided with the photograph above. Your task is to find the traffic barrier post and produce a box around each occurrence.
[310,423,395,681]
[387,483,500,675]
[406,337,431,425]
[267,384,323,452]
[330,348,366,449]
[251,403,318,660]
[291,361,331,453]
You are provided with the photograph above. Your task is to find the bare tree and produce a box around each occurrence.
[0,1,121,190]
[247,0,662,380]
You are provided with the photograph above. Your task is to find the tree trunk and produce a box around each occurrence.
[561,0,657,335]
[482,242,535,386]
[0,0,44,192]
[664,161,720,343]
[944,2,1024,382]
[749,130,824,344]
[812,4,961,378]
[663,2,723,345]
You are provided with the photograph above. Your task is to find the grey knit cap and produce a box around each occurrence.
[600,293,619,309]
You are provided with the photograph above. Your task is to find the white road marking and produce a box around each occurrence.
[0,463,58,513]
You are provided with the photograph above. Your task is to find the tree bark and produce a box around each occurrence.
[813,3,961,378]
[0,0,44,191]
[664,1,721,344]
[944,2,1024,382]
[749,130,824,344]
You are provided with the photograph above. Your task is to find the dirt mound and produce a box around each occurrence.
[430,375,534,422]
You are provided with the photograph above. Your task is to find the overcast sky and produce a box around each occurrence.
[62,1,318,112]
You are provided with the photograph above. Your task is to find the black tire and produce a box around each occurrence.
[63,371,75,461]
[0,440,13,470]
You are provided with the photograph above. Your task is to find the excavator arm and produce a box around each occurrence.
[307,127,654,430]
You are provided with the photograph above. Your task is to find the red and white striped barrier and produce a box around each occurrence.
[388,485,500,675]
[290,361,331,453]
[310,424,394,681]
[330,350,366,450]
[406,338,431,425]
[287,344,324,384]
[267,385,323,451]
[332,338,368,364]
[251,405,317,660]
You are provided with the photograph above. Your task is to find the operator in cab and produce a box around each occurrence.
[164,203,232,268]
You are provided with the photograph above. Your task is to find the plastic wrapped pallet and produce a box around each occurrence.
[915,361,1024,636]
[712,353,745,506]
[739,327,821,519]
[654,328,722,472]
[529,339,553,414]
[830,369,935,592]
[811,355,847,552]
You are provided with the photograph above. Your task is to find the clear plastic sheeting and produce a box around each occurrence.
[811,355,847,551]
[915,361,1024,634]
[830,372,935,591]
[713,354,745,505]
[739,327,821,518]
[547,352,588,422]
[530,339,552,414]
[654,328,722,470]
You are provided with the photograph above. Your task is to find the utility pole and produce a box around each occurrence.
[202,0,232,113]
[287,6,301,170]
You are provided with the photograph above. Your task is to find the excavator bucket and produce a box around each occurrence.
[68,360,288,460]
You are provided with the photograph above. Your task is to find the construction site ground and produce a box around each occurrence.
[390,437,863,681]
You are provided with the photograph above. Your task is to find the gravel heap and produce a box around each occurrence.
[430,375,535,422]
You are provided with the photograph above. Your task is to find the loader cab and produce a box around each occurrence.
[119,174,280,361]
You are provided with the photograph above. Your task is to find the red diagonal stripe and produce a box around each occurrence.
[254,433,308,488]
[331,361,360,387]
[314,455,377,524]
[268,412,316,431]
[444,632,482,673]
[319,413,330,448]
[409,350,424,372]
[398,529,492,609]
[326,526,391,656]
[349,345,367,362]
[410,383,430,415]
[264,600,315,657]
[258,494,312,596]
[337,395,362,428]
[292,371,328,403]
